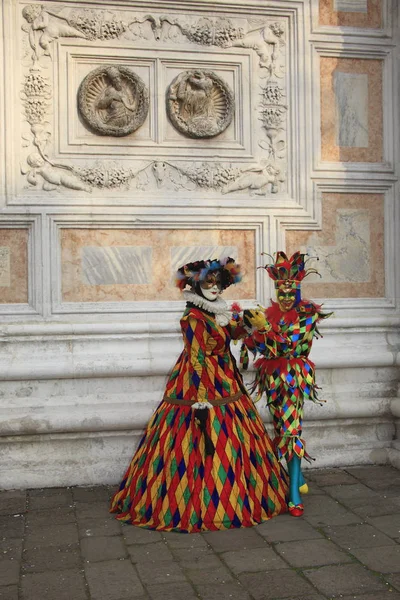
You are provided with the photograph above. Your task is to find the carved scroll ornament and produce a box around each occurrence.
[167,70,234,139]
[77,66,149,137]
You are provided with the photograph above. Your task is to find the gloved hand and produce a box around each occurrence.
[243,308,270,331]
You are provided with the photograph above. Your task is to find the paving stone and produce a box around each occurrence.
[136,558,187,585]
[75,501,112,520]
[165,531,209,549]
[85,558,145,599]
[196,581,252,600]
[275,538,352,568]
[81,535,127,562]
[351,497,400,519]
[168,543,213,565]
[350,545,400,573]
[379,484,400,497]
[0,585,18,599]
[0,515,25,540]
[202,526,266,552]
[303,563,389,596]
[28,487,72,497]
[323,483,381,507]
[121,524,163,545]
[307,468,359,486]
[338,593,400,600]
[0,538,23,561]
[0,491,27,516]
[221,547,287,574]
[302,493,355,515]
[20,568,87,600]
[24,521,79,549]
[257,512,323,542]
[184,562,234,585]
[78,516,121,538]
[367,514,400,538]
[72,485,115,504]
[26,506,75,527]
[266,596,325,600]
[22,543,81,573]
[346,466,400,486]
[175,551,225,572]
[147,581,198,600]
[239,568,317,599]
[128,540,174,564]
[27,489,73,511]
[303,495,362,527]
[385,573,400,591]
[0,561,19,587]
[323,522,396,550]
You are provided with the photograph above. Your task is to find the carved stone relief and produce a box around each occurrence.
[19,4,288,196]
[78,66,149,137]
[22,4,87,63]
[166,70,234,138]
[71,159,283,195]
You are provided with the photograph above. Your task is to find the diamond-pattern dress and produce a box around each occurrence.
[242,301,331,462]
[110,305,288,532]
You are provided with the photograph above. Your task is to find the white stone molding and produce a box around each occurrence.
[0,0,316,213]
[311,41,395,175]
[0,215,42,316]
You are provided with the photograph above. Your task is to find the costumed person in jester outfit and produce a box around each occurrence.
[241,252,332,517]
[110,257,289,532]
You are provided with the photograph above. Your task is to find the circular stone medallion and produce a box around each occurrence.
[167,70,234,139]
[78,66,149,137]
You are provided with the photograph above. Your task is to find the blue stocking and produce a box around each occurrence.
[287,455,302,506]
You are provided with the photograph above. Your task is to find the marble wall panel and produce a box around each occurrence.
[61,229,255,302]
[0,229,29,304]
[319,0,382,28]
[334,72,369,147]
[285,193,384,298]
[334,0,368,12]
[81,246,153,285]
[320,57,383,163]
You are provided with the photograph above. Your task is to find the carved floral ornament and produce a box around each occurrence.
[78,66,149,137]
[20,4,287,195]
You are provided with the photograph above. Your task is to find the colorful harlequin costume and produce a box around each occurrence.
[241,252,332,516]
[110,258,288,532]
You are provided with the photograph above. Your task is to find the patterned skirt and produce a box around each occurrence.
[110,394,288,532]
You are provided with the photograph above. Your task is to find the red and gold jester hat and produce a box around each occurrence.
[261,251,320,305]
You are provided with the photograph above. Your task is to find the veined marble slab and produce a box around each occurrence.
[334,72,368,148]
[304,209,370,283]
[81,246,152,285]
[170,246,238,273]
[0,247,10,287]
[334,0,368,13]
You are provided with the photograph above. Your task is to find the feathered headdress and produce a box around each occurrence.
[175,257,242,291]
[261,251,320,289]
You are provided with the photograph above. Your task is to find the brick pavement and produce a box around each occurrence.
[1,465,400,600]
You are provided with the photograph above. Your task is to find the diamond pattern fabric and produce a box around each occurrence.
[110,305,288,532]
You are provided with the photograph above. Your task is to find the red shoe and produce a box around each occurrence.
[288,502,304,517]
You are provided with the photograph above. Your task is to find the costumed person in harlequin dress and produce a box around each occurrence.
[240,252,332,517]
[110,257,289,532]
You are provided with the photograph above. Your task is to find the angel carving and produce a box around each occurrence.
[22,4,86,62]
